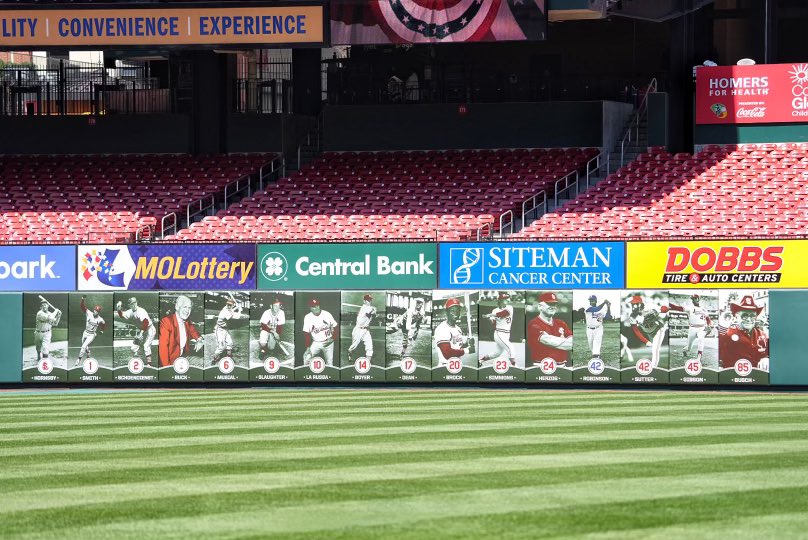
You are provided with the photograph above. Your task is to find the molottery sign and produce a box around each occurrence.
[696,63,808,124]
[257,243,437,290]
[0,5,323,48]
[439,242,625,289]
[626,240,808,288]
[78,244,256,291]
[0,246,75,291]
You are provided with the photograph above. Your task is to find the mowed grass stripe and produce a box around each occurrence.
[3,409,808,457]
[5,451,808,537]
[0,390,798,410]
[4,429,808,494]
[3,438,808,514]
[3,398,806,428]
[8,470,808,539]
[4,397,808,439]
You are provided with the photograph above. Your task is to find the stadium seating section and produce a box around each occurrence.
[0,153,275,244]
[165,148,597,242]
[514,143,808,239]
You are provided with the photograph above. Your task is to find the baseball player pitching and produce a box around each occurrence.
[258,297,286,359]
[35,298,62,364]
[116,297,156,367]
[480,292,515,366]
[669,294,712,361]
[620,295,667,368]
[395,298,425,357]
[348,294,377,363]
[213,296,243,363]
[302,298,338,366]
[76,296,105,366]
[434,297,475,367]
[527,292,573,366]
[584,295,610,362]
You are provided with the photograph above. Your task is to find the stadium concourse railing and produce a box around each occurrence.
[158,155,284,240]
[619,77,658,168]
[475,150,609,241]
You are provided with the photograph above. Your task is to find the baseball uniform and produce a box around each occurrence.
[434,320,470,367]
[348,304,377,360]
[214,304,242,359]
[78,298,105,362]
[669,302,711,357]
[259,307,286,356]
[486,305,514,363]
[35,306,60,360]
[527,316,572,365]
[584,303,609,357]
[303,310,338,366]
[398,303,424,356]
[118,304,156,360]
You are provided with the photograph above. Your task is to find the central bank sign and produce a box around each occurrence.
[439,242,625,289]
[257,243,437,290]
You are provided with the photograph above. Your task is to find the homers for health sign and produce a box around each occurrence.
[696,62,808,124]
[439,242,624,289]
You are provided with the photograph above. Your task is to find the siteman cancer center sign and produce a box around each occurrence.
[439,242,625,289]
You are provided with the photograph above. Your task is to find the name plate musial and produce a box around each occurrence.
[626,240,808,289]
[0,5,324,47]
[257,243,437,290]
[439,242,625,289]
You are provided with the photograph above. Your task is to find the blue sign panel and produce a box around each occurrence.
[78,244,256,291]
[0,246,76,291]
[439,242,625,289]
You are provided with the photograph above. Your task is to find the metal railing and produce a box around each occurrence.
[521,190,548,229]
[186,195,216,227]
[585,152,609,189]
[475,222,493,241]
[553,170,580,208]
[498,210,515,237]
[160,213,178,240]
[619,77,658,168]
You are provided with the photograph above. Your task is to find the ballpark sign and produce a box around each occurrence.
[696,63,808,124]
[78,244,256,291]
[439,242,625,289]
[0,5,323,48]
[257,243,437,290]
[0,246,76,291]
[626,240,808,289]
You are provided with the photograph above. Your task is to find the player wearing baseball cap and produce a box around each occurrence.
[348,294,377,363]
[302,298,338,366]
[527,292,573,366]
[212,295,243,365]
[719,295,769,371]
[115,296,156,368]
[480,292,515,366]
[396,297,425,357]
[584,294,611,363]
[668,293,713,361]
[76,295,106,367]
[620,294,667,368]
[259,297,285,360]
[434,297,474,367]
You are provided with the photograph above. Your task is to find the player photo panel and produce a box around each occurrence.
[525,291,574,383]
[668,290,719,384]
[431,291,478,382]
[718,290,770,385]
[67,293,113,383]
[295,291,340,382]
[113,292,159,382]
[22,293,69,383]
[158,292,205,382]
[385,291,432,382]
[249,291,295,382]
[340,291,386,382]
[620,291,670,384]
[477,291,525,383]
[572,290,621,384]
[204,292,250,382]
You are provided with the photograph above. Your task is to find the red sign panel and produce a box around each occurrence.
[695,63,808,124]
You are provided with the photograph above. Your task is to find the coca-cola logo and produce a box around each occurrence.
[737,107,766,118]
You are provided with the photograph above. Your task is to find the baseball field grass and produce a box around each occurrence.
[2,388,808,539]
